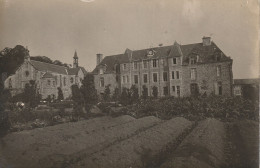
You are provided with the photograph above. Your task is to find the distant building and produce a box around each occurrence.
[92,37,233,98]
[233,78,259,100]
[4,49,87,99]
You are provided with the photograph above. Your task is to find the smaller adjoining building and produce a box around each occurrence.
[4,49,87,99]
[233,78,259,100]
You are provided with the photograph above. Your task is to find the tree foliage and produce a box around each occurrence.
[103,84,111,101]
[142,85,148,99]
[152,86,158,98]
[57,87,64,101]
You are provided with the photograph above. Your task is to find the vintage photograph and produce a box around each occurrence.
[0,0,259,167]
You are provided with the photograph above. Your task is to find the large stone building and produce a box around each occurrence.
[93,37,233,98]
[4,49,87,99]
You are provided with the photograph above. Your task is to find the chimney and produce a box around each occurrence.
[202,36,211,46]
[96,53,103,65]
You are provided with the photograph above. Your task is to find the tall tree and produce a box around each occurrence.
[120,87,129,105]
[142,85,148,99]
[80,74,98,113]
[130,85,139,103]
[103,84,111,101]
[152,86,158,98]
[57,87,64,100]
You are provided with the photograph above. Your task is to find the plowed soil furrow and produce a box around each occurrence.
[70,117,193,168]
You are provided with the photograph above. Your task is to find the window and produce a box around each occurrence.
[152,59,157,68]
[70,77,74,84]
[126,75,129,83]
[190,57,197,64]
[190,69,196,80]
[25,71,29,77]
[153,73,158,82]
[122,76,125,84]
[134,75,138,84]
[217,65,221,77]
[47,80,51,86]
[163,58,168,66]
[163,72,168,81]
[172,71,175,79]
[133,61,138,70]
[214,82,222,95]
[177,86,180,97]
[143,74,148,83]
[143,60,148,69]
[172,86,175,92]
[99,68,104,74]
[53,81,55,86]
[123,64,127,70]
[176,71,180,79]
[163,86,169,96]
[173,58,177,65]
[100,77,104,87]
[63,77,66,86]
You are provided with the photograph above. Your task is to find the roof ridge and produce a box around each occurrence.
[30,60,68,69]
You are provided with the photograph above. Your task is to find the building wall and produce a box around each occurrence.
[94,73,118,97]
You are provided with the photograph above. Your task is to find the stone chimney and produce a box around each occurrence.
[96,53,103,65]
[202,36,211,46]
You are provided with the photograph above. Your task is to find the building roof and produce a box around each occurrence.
[30,60,68,75]
[42,72,55,78]
[234,78,260,85]
[92,40,232,74]
[67,66,87,75]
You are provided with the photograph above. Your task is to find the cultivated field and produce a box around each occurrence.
[0,115,258,168]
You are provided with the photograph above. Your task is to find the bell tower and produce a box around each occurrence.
[73,50,78,68]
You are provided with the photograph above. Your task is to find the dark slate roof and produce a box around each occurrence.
[234,78,260,85]
[67,66,87,75]
[30,60,68,75]
[42,72,55,78]
[92,41,232,74]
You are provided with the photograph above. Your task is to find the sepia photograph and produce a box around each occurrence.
[0,0,259,167]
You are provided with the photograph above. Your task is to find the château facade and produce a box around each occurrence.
[92,37,233,98]
[4,49,87,99]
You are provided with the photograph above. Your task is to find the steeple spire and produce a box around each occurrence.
[73,50,78,68]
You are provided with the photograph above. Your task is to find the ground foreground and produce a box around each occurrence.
[0,115,258,168]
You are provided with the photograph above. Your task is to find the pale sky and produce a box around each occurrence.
[0,0,259,79]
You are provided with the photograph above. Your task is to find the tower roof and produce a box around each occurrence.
[73,50,78,59]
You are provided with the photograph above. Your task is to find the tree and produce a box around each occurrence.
[120,87,129,105]
[80,74,98,113]
[31,56,53,64]
[57,87,64,101]
[152,86,158,98]
[130,85,139,103]
[71,84,84,119]
[142,85,148,99]
[103,84,111,101]
[112,87,120,101]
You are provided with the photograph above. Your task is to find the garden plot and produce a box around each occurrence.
[1,115,136,167]
[71,117,193,168]
[160,118,225,168]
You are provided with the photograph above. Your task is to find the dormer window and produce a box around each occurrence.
[190,57,197,64]
[152,59,157,68]
[133,61,138,70]
[99,68,104,74]
[147,50,154,57]
[173,58,177,65]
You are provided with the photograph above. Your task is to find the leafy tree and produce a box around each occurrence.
[0,83,11,135]
[120,87,129,105]
[142,85,148,99]
[23,80,41,108]
[103,84,111,101]
[112,87,120,101]
[71,84,84,119]
[130,85,139,103]
[80,74,98,113]
[57,87,64,101]
[152,86,158,98]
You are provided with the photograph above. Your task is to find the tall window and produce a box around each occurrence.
[123,64,127,70]
[133,61,138,70]
[163,86,168,96]
[173,58,177,65]
[25,71,29,77]
[190,57,197,64]
[176,71,180,79]
[177,86,180,97]
[172,71,175,79]
[48,80,51,86]
[217,65,221,77]
[53,81,56,86]
[190,69,196,80]
[99,68,104,74]
[143,74,148,83]
[172,86,175,92]
[63,77,66,86]
[152,59,157,68]
[100,77,104,87]
[134,75,138,84]
[143,60,148,69]
[126,75,129,83]
[153,73,158,82]
[163,72,168,81]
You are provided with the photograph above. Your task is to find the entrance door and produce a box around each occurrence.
[190,83,199,96]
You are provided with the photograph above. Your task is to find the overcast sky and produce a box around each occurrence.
[0,0,258,78]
